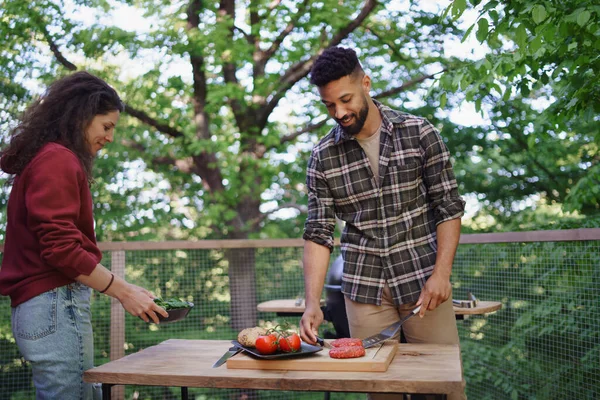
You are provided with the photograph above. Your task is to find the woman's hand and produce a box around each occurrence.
[116,283,169,323]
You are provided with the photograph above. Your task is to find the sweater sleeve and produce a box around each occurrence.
[25,148,99,278]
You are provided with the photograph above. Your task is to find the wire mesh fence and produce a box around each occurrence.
[1,234,599,399]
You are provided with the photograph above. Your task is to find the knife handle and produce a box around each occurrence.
[315,336,331,348]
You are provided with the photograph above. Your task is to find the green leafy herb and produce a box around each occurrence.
[153,298,191,310]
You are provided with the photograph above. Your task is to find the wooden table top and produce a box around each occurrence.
[257,299,502,316]
[84,339,463,395]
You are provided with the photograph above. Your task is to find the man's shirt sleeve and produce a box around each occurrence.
[303,148,336,251]
[420,120,466,225]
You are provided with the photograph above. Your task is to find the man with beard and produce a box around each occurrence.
[299,47,466,400]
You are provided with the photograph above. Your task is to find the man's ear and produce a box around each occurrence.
[362,74,371,95]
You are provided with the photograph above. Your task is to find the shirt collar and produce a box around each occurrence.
[333,99,408,144]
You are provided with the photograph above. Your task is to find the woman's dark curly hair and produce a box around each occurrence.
[0,71,124,182]
[310,47,364,87]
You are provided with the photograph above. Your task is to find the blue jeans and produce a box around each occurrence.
[12,283,102,400]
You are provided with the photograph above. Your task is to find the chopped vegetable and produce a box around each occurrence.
[153,298,191,310]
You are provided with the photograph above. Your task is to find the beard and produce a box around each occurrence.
[335,95,369,136]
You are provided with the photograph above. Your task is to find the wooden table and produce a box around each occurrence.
[84,339,463,400]
[257,299,502,317]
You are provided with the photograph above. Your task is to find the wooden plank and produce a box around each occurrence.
[257,299,502,316]
[280,343,464,395]
[84,339,463,395]
[257,299,324,313]
[1,229,598,253]
[459,228,600,244]
[226,340,397,372]
[97,238,338,251]
[109,250,125,400]
[454,300,502,315]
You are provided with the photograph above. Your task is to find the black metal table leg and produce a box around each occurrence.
[181,386,189,400]
[102,384,112,400]
[324,391,330,400]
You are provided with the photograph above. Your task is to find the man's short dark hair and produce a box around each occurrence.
[310,47,363,87]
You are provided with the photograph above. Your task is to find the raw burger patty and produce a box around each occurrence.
[330,338,363,348]
[329,346,366,359]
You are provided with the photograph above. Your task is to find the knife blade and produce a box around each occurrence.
[361,305,421,349]
[212,346,242,368]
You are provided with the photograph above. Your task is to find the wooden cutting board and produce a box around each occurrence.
[226,341,397,372]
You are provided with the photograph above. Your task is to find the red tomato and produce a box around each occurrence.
[255,335,278,355]
[278,333,301,353]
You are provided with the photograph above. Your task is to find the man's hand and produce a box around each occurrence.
[300,304,324,345]
[415,271,452,318]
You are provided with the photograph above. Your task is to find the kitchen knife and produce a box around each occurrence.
[315,336,332,348]
[361,305,421,349]
[212,346,242,368]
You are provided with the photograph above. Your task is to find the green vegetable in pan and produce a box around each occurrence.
[153,298,191,310]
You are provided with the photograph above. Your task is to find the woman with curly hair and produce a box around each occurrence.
[0,71,168,399]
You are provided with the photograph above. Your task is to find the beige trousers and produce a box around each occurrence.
[344,284,466,400]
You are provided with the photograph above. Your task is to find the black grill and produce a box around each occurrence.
[321,255,350,338]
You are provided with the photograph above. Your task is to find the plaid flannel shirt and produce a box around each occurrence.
[303,101,465,305]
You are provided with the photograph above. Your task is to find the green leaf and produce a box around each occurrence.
[513,52,523,62]
[440,3,453,20]
[502,87,512,101]
[440,92,447,109]
[452,0,467,19]
[476,18,489,42]
[462,23,476,43]
[515,24,528,48]
[532,5,548,24]
[576,10,591,27]
[489,10,499,24]
[530,36,543,54]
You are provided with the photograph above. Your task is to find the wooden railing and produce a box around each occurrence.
[1,228,599,400]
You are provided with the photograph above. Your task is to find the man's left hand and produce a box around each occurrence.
[415,271,452,318]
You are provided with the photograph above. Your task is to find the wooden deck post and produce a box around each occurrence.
[110,250,126,400]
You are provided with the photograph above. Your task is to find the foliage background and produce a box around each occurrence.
[0,0,599,399]
[0,0,597,242]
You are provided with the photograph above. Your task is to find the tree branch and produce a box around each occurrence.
[365,25,411,63]
[187,0,224,191]
[327,0,377,47]
[259,0,377,128]
[40,25,77,71]
[123,104,183,138]
[219,0,246,130]
[262,0,310,62]
[120,139,196,173]
[374,69,447,99]
[234,25,252,44]
[279,118,328,145]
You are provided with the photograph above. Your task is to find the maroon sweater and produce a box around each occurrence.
[0,143,102,306]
